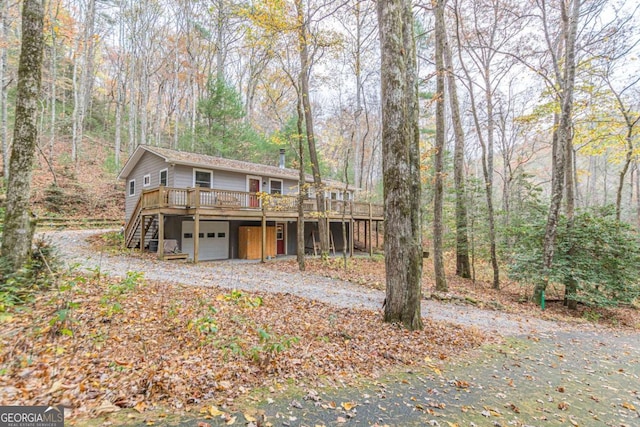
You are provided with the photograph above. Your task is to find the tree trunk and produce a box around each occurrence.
[0,0,8,181]
[1,0,44,271]
[444,22,471,279]
[564,127,577,309]
[635,161,640,232]
[433,0,447,292]
[534,0,581,304]
[296,0,328,256]
[615,115,638,222]
[296,90,306,271]
[47,0,57,168]
[378,0,423,331]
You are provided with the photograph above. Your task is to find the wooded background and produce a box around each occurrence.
[0,0,638,302]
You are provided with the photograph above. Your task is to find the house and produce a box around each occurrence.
[117,145,384,262]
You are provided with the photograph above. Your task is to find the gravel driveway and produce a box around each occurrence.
[48,229,569,336]
[44,229,640,427]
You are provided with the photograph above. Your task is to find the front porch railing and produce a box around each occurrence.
[139,186,383,217]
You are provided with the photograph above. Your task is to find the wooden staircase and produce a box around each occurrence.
[124,196,159,249]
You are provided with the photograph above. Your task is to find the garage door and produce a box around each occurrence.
[182,220,229,261]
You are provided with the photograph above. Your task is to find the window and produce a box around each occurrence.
[217,232,226,238]
[143,174,151,187]
[330,191,338,200]
[128,180,135,196]
[184,233,193,238]
[159,169,168,186]
[194,170,212,188]
[207,232,215,238]
[270,179,283,195]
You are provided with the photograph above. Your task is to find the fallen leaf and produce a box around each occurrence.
[208,406,225,417]
[341,402,356,411]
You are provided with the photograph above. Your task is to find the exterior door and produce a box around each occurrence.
[276,223,285,255]
[248,177,261,207]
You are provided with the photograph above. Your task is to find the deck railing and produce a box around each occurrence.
[139,186,383,218]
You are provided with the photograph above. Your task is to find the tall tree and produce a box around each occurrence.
[1,0,44,271]
[533,0,582,304]
[295,0,329,257]
[71,0,96,165]
[378,0,423,330]
[443,1,471,279]
[433,0,447,292]
[0,0,9,181]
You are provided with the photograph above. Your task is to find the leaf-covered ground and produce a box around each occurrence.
[273,256,640,330]
[0,273,484,420]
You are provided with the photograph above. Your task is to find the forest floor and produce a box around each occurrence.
[0,229,638,427]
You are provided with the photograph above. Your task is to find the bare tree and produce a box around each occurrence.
[442,4,471,279]
[433,0,447,292]
[534,0,582,305]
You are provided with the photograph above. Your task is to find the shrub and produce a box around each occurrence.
[0,238,61,311]
[507,207,640,307]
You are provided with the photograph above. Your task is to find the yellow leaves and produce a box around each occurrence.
[621,402,637,411]
[340,401,356,411]
[424,356,443,376]
[207,406,225,417]
[133,401,147,413]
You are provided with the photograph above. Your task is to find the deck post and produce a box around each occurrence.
[140,215,146,252]
[158,213,164,260]
[350,218,354,257]
[194,211,200,264]
[158,186,165,207]
[261,207,266,263]
[368,203,373,256]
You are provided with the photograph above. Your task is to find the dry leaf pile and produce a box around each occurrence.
[0,274,484,419]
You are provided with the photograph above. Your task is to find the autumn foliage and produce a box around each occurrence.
[0,272,484,418]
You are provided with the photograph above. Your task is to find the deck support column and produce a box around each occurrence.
[140,215,146,253]
[368,203,373,256]
[261,209,266,263]
[158,213,164,260]
[194,211,200,264]
[350,218,354,257]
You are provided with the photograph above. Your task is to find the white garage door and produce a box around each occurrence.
[182,220,229,261]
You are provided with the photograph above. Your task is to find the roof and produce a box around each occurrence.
[117,145,352,190]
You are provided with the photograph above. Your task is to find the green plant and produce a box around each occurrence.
[507,207,640,307]
[0,238,60,311]
[223,289,263,308]
[49,302,80,336]
[582,310,602,323]
[189,306,219,336]
[249,327,299,365]
[99,271,145,316]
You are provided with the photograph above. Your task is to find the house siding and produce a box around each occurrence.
[124,151,170,221]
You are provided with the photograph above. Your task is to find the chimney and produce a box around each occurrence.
[279,148,286,169]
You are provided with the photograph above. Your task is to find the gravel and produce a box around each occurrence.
[45,229,578,337]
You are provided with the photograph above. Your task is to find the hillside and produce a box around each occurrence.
[16,139,124,220]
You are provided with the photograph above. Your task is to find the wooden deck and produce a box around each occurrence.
[125,186,384,261]
[137,186,384,220]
